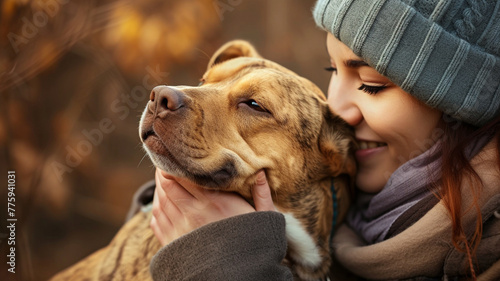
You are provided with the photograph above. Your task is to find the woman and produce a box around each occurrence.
[144,0,500,280]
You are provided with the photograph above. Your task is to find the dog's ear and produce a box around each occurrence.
[208,40,261,69]
[318,106,357,178]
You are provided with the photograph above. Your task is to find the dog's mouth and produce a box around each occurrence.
[141,129,156,142]
[140,125,239,188]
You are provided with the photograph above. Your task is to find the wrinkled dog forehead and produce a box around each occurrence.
[204,56,324,99]
[201,57,327,119]
[200,39,327,109]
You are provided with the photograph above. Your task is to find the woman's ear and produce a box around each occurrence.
[207,40,261,70]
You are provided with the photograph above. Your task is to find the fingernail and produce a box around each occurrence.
[256,170,266,185]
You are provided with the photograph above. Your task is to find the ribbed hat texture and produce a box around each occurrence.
[313,0,500,127]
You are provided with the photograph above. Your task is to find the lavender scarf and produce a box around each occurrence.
[347,136,490,244]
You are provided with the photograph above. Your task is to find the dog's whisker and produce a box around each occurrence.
[137,153,150,168]
[194,47,211,61]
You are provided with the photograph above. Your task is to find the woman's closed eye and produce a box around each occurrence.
[358,84,387,95]
[325,66,387,95]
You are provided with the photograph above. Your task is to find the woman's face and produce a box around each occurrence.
[326,33,442,193]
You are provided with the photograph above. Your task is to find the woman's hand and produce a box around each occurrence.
[150,168,276,246]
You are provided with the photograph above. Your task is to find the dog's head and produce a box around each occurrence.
[140,40,354,197]
[140,40,355,279]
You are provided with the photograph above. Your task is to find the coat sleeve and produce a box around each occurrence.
[150,211,293,281]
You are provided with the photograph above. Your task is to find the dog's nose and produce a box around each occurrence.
[149,86,187,115]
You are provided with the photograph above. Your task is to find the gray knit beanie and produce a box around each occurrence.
[313,0,500,127]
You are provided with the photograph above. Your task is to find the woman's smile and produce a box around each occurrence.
[355,140,388,162]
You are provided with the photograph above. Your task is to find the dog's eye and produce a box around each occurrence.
[198,78,205,87]
[240,100,269,113]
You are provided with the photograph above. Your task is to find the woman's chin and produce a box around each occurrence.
[355,172,386,194]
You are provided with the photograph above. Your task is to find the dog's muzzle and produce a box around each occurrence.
[141,86,188,142]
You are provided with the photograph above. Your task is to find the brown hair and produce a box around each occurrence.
[438,114,500,279]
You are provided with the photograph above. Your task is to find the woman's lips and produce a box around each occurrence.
[355,140,387,161]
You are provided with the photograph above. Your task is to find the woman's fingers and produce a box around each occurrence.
[155,169,195,202]
[252,170,276,212]
[151,168,276,246]
[150,215,170,246]
[152,169,194,245]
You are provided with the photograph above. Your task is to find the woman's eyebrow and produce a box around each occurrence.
[345,59,369,68]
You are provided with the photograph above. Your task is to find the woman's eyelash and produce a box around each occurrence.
[324,66,386,94]
[358,84,386,95]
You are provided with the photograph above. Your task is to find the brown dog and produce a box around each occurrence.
[51,40,355,281]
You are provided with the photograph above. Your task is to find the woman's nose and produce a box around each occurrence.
[327,77,363,126]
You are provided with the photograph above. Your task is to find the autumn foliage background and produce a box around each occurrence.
[0,0,329,280]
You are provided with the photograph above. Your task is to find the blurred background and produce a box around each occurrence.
[0,0,330,280]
